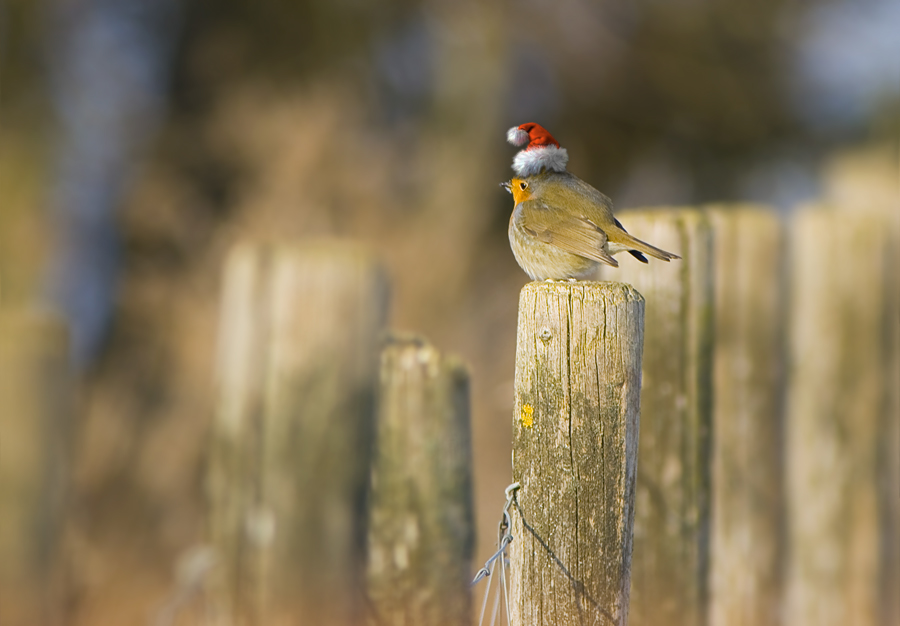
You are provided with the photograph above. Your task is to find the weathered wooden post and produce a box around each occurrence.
[705,206,785,626]
[0,312,71,626]
[510,281,644,626]
[822,148,900,626]
[366,335,475,626]
[207,241,388,626]
[784,200,900,626]
[597,209,712,626]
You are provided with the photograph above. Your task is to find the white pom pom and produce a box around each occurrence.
[507,126,530,146]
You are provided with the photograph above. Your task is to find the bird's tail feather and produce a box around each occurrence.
[616,232,681,262]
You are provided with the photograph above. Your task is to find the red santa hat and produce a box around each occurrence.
[506,123,569,176]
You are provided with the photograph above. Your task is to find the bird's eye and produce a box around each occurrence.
[519,181,528,190]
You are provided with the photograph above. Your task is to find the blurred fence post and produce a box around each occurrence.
[705,206,785,626]
[597,209,713,626]
[366,335,474,626]
[510,281,644,626]
[207,242,388,626]
[785,204,899,626]
[824,148,900,626]
[0,312,71,626]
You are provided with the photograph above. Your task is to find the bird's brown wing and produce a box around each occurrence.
[515,200,619,267]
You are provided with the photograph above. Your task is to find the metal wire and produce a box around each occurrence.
[474,482,520,626]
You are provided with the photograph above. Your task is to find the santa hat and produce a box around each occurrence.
[506,123,569,176]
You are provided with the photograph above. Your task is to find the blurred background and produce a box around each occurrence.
[0,0,897,623]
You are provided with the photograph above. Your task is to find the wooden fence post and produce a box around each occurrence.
[510,281,644,626]
[705,206,785,626]
[823,148,900,626]
[597,209,713,626]
[785,204,899,626]
[0,312,71,626]
[207,241,388,626]
[366,335,474,626]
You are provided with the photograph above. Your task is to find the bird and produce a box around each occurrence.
[503,122,680,281]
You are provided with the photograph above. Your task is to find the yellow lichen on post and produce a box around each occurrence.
[520,404,534,429]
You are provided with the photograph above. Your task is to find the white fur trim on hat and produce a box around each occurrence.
[512,145,569,176]
[507,126,530,146]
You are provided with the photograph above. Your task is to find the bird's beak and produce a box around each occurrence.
[501,181,512,193]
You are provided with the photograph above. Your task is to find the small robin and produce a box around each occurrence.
[503,122,680,280]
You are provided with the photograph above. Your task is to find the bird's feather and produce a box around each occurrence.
[609,230,681,261]
[544,174,681,262]
[515,199,619,267]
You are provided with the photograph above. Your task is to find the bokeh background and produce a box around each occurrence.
[1,0,897,623]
